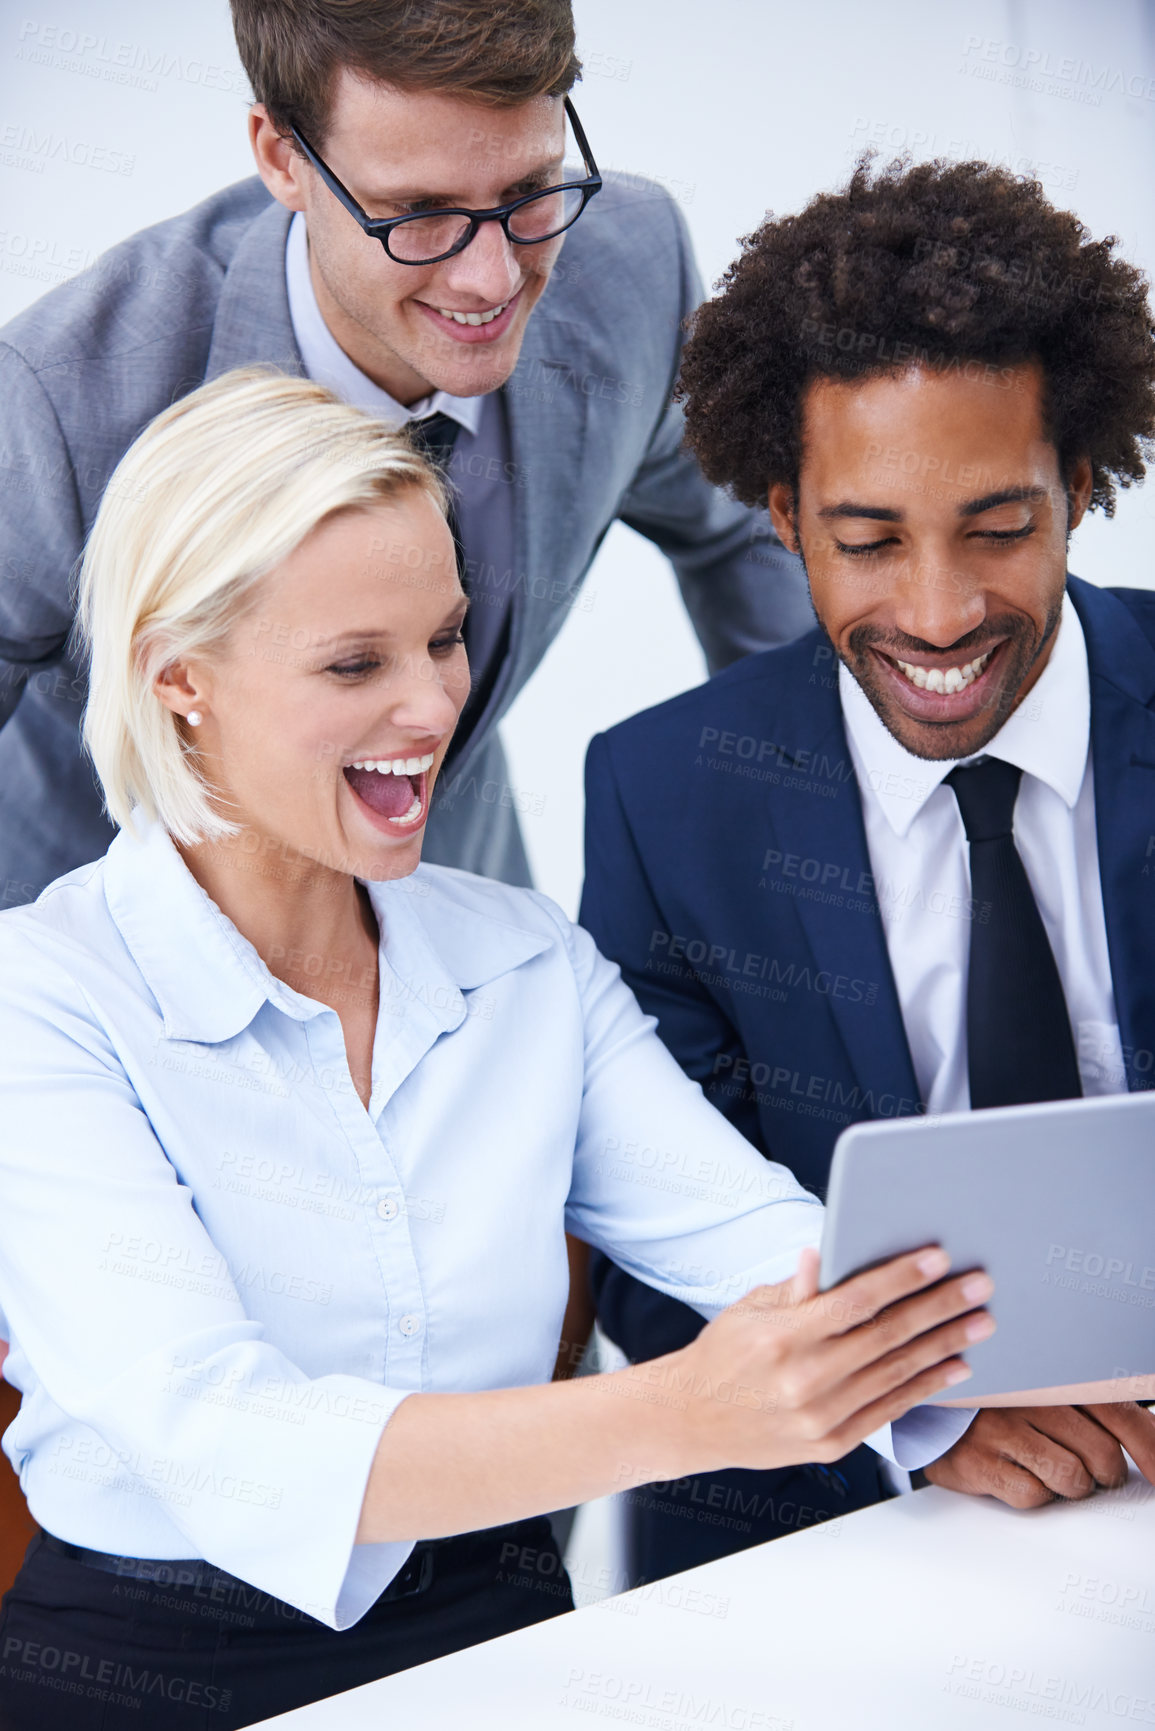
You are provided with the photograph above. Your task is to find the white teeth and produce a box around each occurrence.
[390,795,423,826]
[347,753,435,774]
[437,299,508,326]
[894,650,992,694]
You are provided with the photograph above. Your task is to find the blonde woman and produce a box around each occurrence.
[0,370,985,1730]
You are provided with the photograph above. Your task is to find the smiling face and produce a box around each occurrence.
[768,362,1093,761]
[165,492,469,882]
[252,75,569,405]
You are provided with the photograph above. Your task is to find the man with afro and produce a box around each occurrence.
[580,156,1155,1584]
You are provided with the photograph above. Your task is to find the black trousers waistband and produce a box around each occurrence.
[37,1524,456,1602]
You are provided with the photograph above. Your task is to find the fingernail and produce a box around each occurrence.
[962,1274,993,1304]
[945,1362,972,1384]
[966,1313,996,1343]
[917,1248,950,1278]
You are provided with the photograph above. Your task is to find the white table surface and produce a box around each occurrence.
[249,1470,1155,1730]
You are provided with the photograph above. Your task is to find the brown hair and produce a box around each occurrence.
[231,0,581,142]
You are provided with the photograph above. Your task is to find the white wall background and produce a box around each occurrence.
[2,0,1153,913]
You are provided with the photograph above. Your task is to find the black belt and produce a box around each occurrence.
[38,1529,437,1603]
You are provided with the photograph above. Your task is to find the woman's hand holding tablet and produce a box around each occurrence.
[675,1245,990,1472]
[355,1246,990,1542]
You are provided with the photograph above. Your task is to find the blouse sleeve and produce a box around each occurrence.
[554,905,821,1300]
[554,906,974,1467]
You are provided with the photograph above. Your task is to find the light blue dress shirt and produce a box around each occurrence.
[0,821,968,1630]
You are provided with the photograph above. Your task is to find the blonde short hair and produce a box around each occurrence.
[78,366,447,845]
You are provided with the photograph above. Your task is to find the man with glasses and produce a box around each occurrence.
[0,0,811,907]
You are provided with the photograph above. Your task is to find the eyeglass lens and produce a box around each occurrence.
[387,182,586,263]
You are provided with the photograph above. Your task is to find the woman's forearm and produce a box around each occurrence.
[355,1248,992,1544]
[355,1356,695,1543]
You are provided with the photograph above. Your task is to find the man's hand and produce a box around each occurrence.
[924,1403,1155,1506]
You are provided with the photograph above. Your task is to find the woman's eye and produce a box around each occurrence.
[326,660,380,679]
[325,635,463,674]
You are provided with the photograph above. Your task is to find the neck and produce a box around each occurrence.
[309,244,434,408]
[177,830,380,1008]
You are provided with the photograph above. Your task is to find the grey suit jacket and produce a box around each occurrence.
[0,174,812,903]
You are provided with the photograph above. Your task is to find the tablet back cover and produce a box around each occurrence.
[819,1092,1155,1398]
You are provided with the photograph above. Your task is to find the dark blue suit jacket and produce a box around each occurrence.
[581,576,1155,1364]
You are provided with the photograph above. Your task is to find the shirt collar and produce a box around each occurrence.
[284,211,481,436]
[839,591,1091,839]
[102,817,550,1045]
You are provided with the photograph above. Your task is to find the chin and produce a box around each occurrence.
[445,341,525,395]
[364,842,424,882]
[887,718,1001,762]
[335,819,421,880]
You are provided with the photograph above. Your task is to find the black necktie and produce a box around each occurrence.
[407,410,505,760]
[407,412,466,590]
[946,758,1082,1109]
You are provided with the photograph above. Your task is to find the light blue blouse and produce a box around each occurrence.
[0,820,967,1629]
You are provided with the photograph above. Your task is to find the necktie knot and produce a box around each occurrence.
[407,411,462,476]
[946,758,1023,843]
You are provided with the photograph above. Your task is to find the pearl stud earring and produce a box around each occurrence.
[186,710,203,727]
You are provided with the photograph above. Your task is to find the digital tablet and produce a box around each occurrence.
[818,1090,1155,1400]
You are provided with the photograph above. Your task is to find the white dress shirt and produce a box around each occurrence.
[840,595,1124,1113]
[0,821,969,1630]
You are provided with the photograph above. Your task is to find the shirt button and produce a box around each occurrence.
[376,1198,399,1222]
[398,1314,422,1338]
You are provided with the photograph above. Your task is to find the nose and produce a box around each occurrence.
[890,552,987,648]
[435,218,522,306]
[386,645,468,745]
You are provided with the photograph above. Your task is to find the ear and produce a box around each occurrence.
[768,482,799,553]
[248,104,309,213]
[1065,456,1094,534]
[153,659,207,725]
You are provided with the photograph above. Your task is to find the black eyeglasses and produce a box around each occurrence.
[290,96,602,267]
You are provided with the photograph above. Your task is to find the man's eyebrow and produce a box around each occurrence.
[957,484,1049,517]
[364,153,566,207]
[814,484,1050,525]
[816,502,903,523]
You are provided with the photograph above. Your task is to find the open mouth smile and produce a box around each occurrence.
[417,289,522,343]
[893,649,993,694]
[343,752,436,831]
[871,641,1008,723]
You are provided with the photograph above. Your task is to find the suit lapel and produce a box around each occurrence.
[448,311,593,776]
[204,193,302,380]
[755,652,922,1112]
[1071,578,1155,1078]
